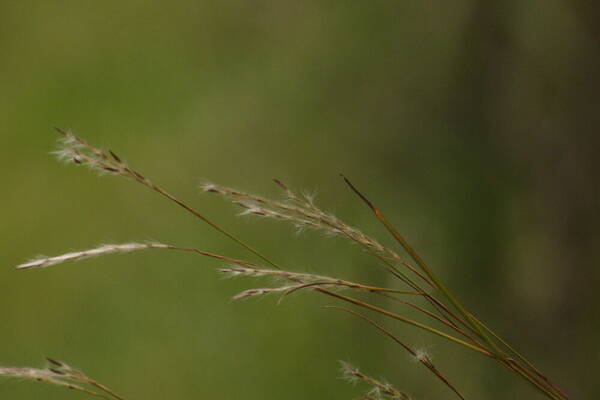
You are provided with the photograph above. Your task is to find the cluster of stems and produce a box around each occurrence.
[8,130,570,400]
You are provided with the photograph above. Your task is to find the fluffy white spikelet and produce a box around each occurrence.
[16,242,170,270]
[339,361,412,400]
[232,284,300,300]
[0,358,106,398]
[412,348,432,363]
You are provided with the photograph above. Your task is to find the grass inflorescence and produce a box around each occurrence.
[0,358,126,400]
[3,129,571,400]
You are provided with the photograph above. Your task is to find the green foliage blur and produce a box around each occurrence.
[1,1,598,399]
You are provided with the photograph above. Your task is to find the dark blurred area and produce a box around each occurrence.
[1,1,598,399]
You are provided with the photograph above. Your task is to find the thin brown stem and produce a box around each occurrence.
[147,184,281,269]
[324,306,466,400]
[316,288,492,357]
[84,380,127,400]
[342,175,505,357]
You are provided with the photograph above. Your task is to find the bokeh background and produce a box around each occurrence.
[1,1,598,399]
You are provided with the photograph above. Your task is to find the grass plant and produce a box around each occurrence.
[2,130,571,400]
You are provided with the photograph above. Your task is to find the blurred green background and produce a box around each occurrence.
[1,1,598,399]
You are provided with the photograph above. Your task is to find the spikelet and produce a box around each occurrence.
[202,181,403,262]
[340,361,412,400]
[231,284,302,301]
[16,242,170,270]
[53,128,150,185]
[0,358,117,399]
[219,265,410,296]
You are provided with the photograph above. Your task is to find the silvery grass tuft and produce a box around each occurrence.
[340,361,412,400]
[16,243,170,270]
[0,357,125,400]
[3,129,571,400]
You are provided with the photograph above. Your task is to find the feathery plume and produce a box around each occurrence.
[340,361,412,400]
[202,182,413,266]
[220,266,416,295]
[16,242,170,270]
[0,358,126,399]
[231,284,303,301]
[53,128,149,184]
